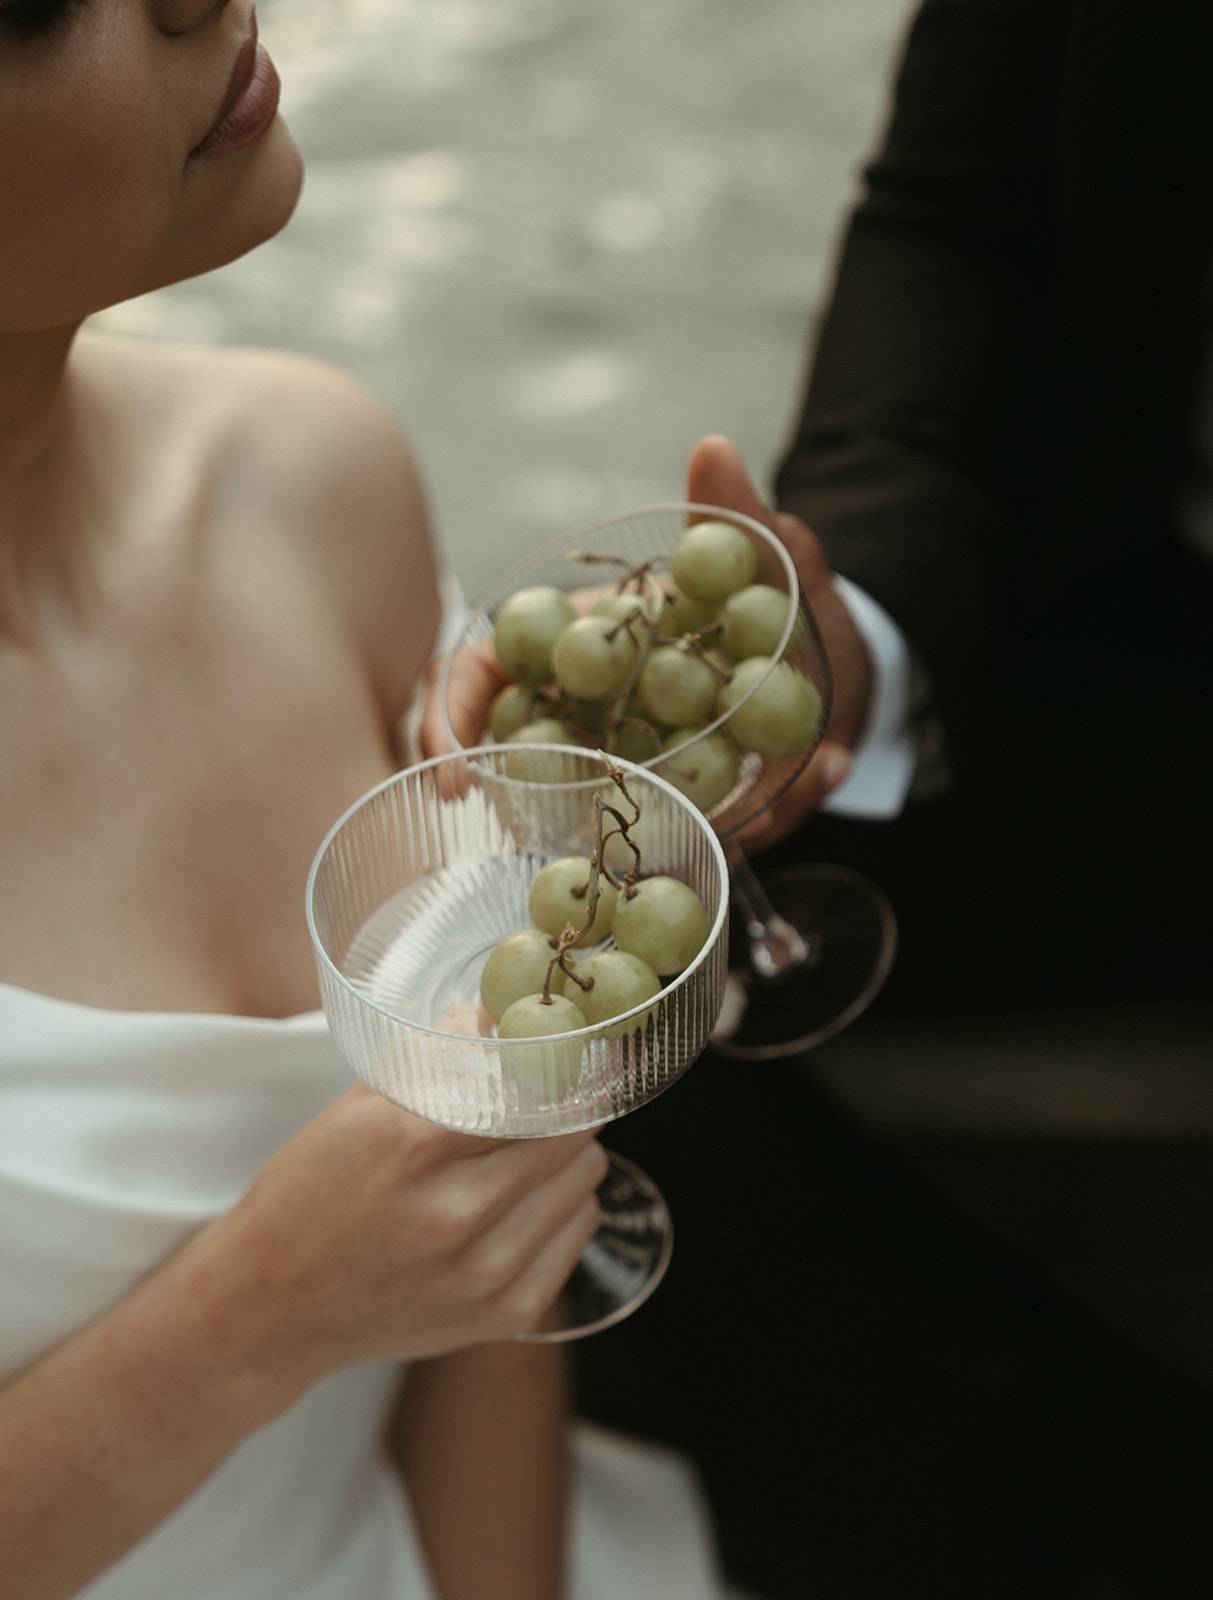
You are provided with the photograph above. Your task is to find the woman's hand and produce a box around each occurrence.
[212,1085,607,1388]
[420,640,508,758]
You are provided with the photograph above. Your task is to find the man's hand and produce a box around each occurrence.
[420,435,873,851]
[686,435,873,850]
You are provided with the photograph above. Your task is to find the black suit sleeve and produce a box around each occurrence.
[775,0,1066,751]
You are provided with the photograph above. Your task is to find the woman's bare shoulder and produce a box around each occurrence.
[81,332,440,718]
[84,333,426,528]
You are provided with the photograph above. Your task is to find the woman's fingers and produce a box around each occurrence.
[413,1127,601,1253]
[419,641,507,759]
[496,1194,605,1338]
[476,1127,602,1205]
[470,1138,608,1293]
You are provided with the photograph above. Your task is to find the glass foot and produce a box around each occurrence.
[518,1152,673,1342]
[711,863,897,1060]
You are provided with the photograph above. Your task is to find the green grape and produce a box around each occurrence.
[606,718,662,764]
[480,929,566,1022]
[504,719,576,781]
[552,616,638,701]
[717,657,823,758]
[659,586,719,639]
[638,646,718,728]
[562,699,610,743]
[721,584,791,662]
[489,683,536,742]
[498,993,587,1096]
[659,725,741,812]
[528,856,618,947]
[493,587,577,683]
[592,581,664,627]
[623,688,660,725]
[612,876,710,975]
[669,521,757,602]
[572,951,662,1037]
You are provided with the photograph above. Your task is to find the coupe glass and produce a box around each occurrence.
[437,502,896,1059]
[306,743,728,1340]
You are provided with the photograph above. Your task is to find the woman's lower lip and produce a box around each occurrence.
[191,43,281,159]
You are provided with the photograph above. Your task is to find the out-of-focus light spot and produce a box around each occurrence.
[534,78,599,139]
[327,266,406,341]
[586,193,665,253]
[510,350,630,417]
[376,150,468,210]
[93,294,225,344]
[510,467,608,526]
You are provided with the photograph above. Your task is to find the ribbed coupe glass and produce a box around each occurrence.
[306,744,728,1339]
[437,502,895,1058]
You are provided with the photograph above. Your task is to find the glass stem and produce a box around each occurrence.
[727,845,821,979]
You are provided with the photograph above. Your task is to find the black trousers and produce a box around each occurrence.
[576,1056,1213,1599]
[576,554,1213,1597]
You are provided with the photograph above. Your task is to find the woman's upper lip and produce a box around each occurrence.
[193,22,260,154]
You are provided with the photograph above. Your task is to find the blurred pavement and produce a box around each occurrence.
[96,0,914,591]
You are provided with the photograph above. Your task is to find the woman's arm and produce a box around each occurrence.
[393,1340,572,1600]
[0,1217,305,1600]
[0,1091,604,1600]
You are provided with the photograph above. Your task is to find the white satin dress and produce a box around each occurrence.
[0,981,730,1600]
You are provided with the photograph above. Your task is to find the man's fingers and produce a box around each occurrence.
[773,512,830,600]
[734,739,853,853]
[685,438,831,605]
[685,435,777,533]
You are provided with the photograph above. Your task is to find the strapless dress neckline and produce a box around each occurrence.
[0,976,727,1600]
[0,978,327,1030]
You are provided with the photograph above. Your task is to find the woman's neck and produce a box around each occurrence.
[0,321,81,482]
[0,320,96,640]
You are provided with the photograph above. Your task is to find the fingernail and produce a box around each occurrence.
[821,748,852,791]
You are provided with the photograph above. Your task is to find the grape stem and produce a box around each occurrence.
[593,754,644,900]
[533,685,602,743]
[603,608,661,737]
[541,926,585,1004]
[614,713,661,754]
[624,561,657,595]
[604,607,649,644]
[540,754,646,1003]
[680,619,724,647]
[676,623,733,681]
[568,551,662,592]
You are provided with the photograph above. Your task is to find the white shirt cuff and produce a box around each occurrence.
[821,574,917,820]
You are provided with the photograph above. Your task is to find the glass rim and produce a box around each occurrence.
[305,743,730,1045]
[435,499,833,784]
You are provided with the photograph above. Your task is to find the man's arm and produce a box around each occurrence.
[776,0,1065,758]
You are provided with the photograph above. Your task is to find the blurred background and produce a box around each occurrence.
[96,0,914,590]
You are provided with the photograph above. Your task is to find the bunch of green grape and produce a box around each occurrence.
[480,771,711,1090]
[487,520,824,813]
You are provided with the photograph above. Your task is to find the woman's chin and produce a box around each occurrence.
[261,120,307,237]
[174,118,306,283]
[0,124,307,334]
[218,119,306,257]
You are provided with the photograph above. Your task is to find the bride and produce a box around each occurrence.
[0,3,725,1596]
